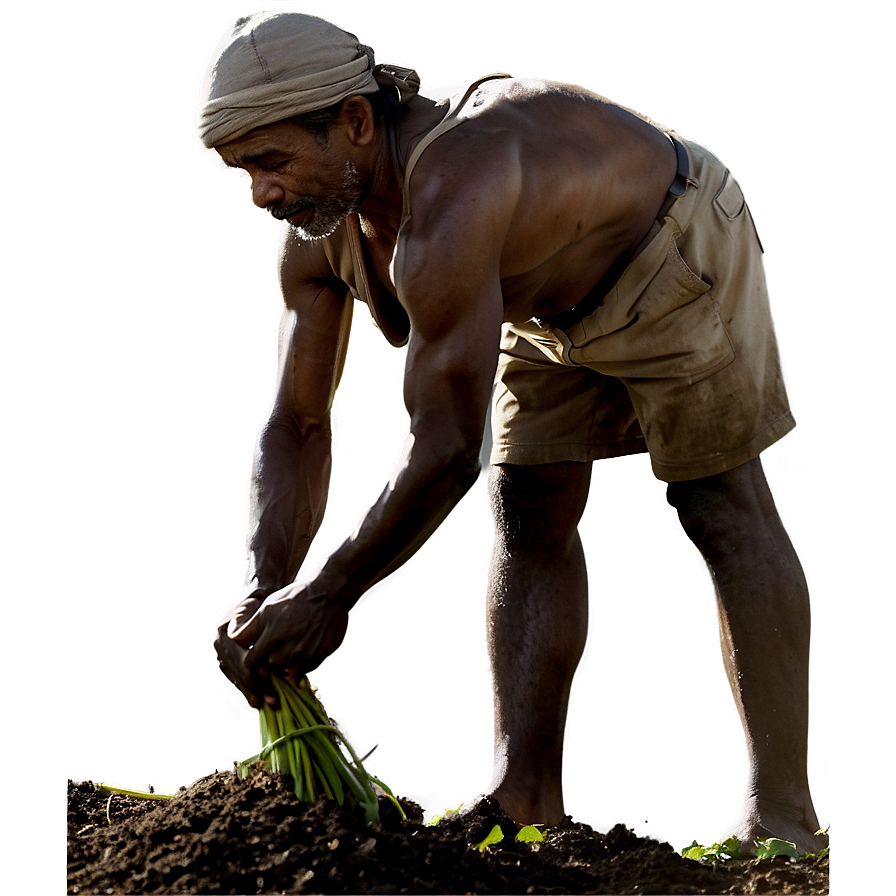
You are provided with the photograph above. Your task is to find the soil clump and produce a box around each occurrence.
[68,770,828,894]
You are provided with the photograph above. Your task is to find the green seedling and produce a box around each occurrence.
[797,824,832,859]
[755,838,800,859]
[681,836,747,862]
[516,824,546,843]
[476,824,505,851]
[427,804,464,826]
[239,674,404,826]
[682,835,829,863]
[475,823,547,851]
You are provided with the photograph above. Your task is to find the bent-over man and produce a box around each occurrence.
[200,11,825,853]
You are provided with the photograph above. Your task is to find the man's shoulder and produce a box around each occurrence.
[399,79,613,223]
[424,76,601,110]
[406,77,622,176]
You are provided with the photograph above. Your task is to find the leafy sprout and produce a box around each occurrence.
[516,825,546,843]
[681,835,829,863]
[427,804,464,826]
[681,836,747,862]
[475,823,547,851]
[476,824,505,851]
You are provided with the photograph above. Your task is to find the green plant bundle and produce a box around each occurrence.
[238,675,402,826]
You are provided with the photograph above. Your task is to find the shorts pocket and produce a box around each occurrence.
[566,236,735,385]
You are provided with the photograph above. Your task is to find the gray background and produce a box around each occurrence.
[2,2,894,894]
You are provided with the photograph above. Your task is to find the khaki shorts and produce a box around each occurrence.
[490,138,795,482]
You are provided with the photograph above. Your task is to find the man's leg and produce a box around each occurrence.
[485,460,592,825]
[666,456,826,854]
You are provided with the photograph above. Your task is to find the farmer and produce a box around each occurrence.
[202,12,825,853]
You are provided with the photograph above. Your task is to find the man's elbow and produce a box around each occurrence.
[259,410,331,448]
[440,438,483,496]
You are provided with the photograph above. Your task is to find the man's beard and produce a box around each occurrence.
[272,161,363,241]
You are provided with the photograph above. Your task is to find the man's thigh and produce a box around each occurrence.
[490,327,647,468]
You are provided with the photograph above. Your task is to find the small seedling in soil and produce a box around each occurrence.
[476,824,505,851]
[681,836,748,862]
[682,834,830,863]
[427,804,464,825]
[475,823,547,851]
[516,824,546,843]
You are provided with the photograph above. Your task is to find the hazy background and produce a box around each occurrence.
[3,1,891,891]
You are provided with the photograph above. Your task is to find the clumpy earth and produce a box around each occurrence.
[68,770,828,895]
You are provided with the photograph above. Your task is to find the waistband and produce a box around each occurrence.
[538,134,692,332]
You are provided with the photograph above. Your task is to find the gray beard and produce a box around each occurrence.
[283,161,363,241]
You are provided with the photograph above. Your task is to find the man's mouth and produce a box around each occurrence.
[270,199,313,222]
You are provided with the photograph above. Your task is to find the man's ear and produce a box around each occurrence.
[336,95,377,146]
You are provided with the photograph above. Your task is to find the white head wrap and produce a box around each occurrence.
[198,11,420,148]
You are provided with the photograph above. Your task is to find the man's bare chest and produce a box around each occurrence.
[357,217,399,295]
[358,215,633,326]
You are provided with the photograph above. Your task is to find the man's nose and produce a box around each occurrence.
[250,173,285,210]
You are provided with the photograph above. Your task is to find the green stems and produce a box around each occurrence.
[239,675,404,826]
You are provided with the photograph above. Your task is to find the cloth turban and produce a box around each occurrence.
[198,11,420,148]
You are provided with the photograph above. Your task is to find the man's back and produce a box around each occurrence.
[331,78,681,324]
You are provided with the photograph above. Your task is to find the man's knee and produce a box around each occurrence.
[666,456,773,552]
[489,461,591,546]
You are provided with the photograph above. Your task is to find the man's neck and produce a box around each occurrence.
[356,123,402,224]
[357,95,445,227]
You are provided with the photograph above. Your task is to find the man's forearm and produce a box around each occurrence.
[244,416,332,595]
[316,427,481,609]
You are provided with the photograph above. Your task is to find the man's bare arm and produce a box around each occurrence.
[245,311,351,596]
[215,234,352,705]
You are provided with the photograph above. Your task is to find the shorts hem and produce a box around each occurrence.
[649,411,797,482]
[490,437,648,467]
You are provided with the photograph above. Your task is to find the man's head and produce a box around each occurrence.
[216,107,369,240]
[200,12,419,239]
[198,11,419,150]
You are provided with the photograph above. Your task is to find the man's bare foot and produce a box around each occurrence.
[485,785,565,827]
[729,797,828,855]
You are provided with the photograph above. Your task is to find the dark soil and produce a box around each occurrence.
[67,770,828,895]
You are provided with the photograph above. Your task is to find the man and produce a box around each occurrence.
[201,11,825,853]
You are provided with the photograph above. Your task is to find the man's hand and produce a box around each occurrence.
[214,589,275,708]
[228,579,349,696]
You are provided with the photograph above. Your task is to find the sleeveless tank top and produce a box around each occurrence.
[325,74,512,347]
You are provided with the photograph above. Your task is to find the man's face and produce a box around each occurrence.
[216,120,364,240]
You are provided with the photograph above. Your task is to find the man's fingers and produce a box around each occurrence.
[215,616,273,707]
[243,635,274,671]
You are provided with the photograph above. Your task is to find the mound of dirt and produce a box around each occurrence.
[67,770,828,894]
